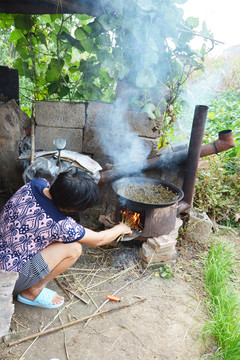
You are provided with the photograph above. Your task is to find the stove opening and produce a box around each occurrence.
[120,206,145,231]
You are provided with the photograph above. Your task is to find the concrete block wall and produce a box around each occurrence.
[35,100,160,168]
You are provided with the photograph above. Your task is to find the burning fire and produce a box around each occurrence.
[121,208,142,230]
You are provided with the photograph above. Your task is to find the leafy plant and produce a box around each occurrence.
[185,86,240,228]
[201,239,240,359]
[205,89,240,159]
[194,155,240,228]
[0,0,213,136]
[0,13,116,106]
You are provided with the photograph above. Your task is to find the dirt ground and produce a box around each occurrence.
[1,228,238,360]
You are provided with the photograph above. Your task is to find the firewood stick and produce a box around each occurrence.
[8,298,146,347]
[60,284,90,305]
[54,278,72,301]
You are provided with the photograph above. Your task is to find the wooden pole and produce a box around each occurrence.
[8,298,146,347]
[30,101,35,164]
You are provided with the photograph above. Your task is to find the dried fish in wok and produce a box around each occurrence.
[118,183,178,205]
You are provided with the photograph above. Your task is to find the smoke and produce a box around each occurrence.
[99,96,152,175]
[172,64,229,143]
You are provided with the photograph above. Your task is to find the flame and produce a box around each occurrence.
[121,209,142,230]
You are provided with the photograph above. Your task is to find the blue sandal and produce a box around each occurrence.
[17,288,64,309]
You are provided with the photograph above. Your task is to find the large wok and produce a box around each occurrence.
[112,176,184,212]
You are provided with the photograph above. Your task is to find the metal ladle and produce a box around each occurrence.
[53,138,67,167]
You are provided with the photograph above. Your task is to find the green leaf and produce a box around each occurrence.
[0,14,14,28]
[99,15,112,31]
[22,62,33,79]
[9,28,23,43]
[47,81,59,95]
[186,16,199,28]
[74,27,87,42]
[208,111,215,120]
[102,56,115,76]
[13,57,25,75]
[117,64,131,80]
[142,103,156,119]
[57,84,70,98]
[15,37,29,59]
[14,15,34,31]
[136,68,157,88]
[69,65,78,73]
[45,58,63,82]
[40,14,52,23]
[46,67,60,82]
[37,32,47,47]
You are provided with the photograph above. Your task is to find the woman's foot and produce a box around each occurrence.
[20,287,64,305]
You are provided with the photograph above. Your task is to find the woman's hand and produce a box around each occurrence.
[115,222,132,236]
[80,222,132,247]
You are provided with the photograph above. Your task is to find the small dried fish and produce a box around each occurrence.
[118,183,178,204]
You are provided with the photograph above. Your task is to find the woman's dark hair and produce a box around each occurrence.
[49,167,99,212]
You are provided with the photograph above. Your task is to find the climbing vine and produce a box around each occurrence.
[0,1,214,144]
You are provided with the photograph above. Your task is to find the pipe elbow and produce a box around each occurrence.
[200,129,235,157]
[177,201,190,215]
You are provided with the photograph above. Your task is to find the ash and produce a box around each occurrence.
[110,240,142,269]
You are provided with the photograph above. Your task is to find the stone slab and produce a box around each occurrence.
[0,100,30,193]
[35,126,83,152]
[140,248,177,264]
[184,209,213,245]
[0,271,18,338]
[35,101,85,128]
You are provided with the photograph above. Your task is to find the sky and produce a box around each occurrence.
[182,0,240,55]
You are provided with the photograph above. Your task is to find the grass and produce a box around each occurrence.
[201,239,240,359]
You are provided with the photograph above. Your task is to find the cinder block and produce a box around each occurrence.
[83,126,113,155]
[35,126,83,152]
[114,109,159,139]
[35,101,85,128]
[86,102,113,128]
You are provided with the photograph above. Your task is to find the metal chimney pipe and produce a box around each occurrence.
[200,129,235,157]
[178,105,208,214]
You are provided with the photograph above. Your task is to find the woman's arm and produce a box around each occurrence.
[79,223,132,247]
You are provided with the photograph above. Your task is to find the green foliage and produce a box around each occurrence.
[201,239,240,359]
[194,155,240,228]
[193,88,240,228]
[0,1,212,117]
[205,89,240,159]
[0,13,115,105]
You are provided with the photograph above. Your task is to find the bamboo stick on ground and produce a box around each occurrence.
[8,298,146,347]
[84,273,144,327]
